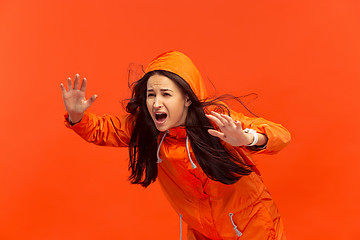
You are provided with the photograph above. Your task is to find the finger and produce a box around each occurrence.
[208,129,225,140]
[211,111,228,126]
[221,114,236,128]
[60,83,67,95]
[206,114,224,128]
[85,94,98,109]
[67,77,72,90]
[80,78,87,92]
[235,121,243,130]
[74,74,80,89]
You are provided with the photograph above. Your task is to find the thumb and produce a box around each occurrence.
[85,94,98,108]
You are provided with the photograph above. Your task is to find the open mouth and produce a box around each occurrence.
[155,113,167,122]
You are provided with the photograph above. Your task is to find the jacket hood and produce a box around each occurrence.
[145,51,208,100]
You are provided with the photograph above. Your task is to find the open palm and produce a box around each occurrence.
[60,74,97,123]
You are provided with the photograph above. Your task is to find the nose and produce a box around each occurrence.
[153,97,163,108]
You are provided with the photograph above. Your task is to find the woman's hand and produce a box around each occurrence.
[60,74,97,124]
[205,111,254,146]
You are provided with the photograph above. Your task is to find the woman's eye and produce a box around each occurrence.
[147,93,155,97]
[163,93,171,96]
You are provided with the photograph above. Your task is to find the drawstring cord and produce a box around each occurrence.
[229,213,242,237]
[157,130,169,163]
[156,133,191,240]
[179,214,183,240]
[186,136,197,169]
[157,132,196,169]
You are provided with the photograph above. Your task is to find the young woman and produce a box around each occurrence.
[60,51,291,240]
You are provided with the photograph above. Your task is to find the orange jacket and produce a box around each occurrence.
[64,51,291,239]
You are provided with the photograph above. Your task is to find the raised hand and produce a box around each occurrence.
[60,74,97,123]
[205,111,253,146]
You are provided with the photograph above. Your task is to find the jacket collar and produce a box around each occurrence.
[161,126,187,139]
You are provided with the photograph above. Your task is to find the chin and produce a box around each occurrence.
[155,125,169,132]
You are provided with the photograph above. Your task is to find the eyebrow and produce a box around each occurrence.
[147,88,174,92]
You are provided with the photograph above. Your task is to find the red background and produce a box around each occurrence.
[1,0,359,239]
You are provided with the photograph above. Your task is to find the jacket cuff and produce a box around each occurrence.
[64,112,89,129]
[246,124,290,154]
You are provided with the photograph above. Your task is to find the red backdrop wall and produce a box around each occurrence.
[1,0,359,239]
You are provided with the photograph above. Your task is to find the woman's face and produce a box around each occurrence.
[146,74,191,132]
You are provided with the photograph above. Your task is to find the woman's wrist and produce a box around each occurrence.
[68,113,84,125]
[243,130,268,147]
[243,128,258,146]
[256,133,268,147]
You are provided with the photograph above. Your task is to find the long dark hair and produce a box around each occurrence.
[126,70,253,187]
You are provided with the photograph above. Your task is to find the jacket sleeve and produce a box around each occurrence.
[230,109,291,155]
[64,111,135,147]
